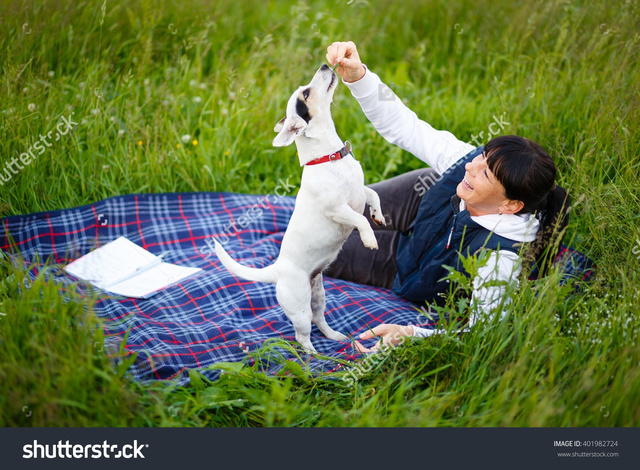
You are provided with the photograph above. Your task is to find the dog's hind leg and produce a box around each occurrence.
[275,271,316,353]
[364,187,386,226]
[310,273,348,342]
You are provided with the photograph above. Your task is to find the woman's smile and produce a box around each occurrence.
[462,174,474,191]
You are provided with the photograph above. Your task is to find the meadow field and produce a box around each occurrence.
[0,0,639,427]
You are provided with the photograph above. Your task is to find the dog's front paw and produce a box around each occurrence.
[361,232,379,250]
[370,209,386,227]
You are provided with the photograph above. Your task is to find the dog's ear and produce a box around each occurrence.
[272,116,306,147]
[274,117,286,133]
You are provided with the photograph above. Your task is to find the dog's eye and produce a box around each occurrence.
[302,89,310,100]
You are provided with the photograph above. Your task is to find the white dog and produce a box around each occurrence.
[215,64,384,353]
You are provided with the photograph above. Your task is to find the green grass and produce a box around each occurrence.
[1,0,639,427]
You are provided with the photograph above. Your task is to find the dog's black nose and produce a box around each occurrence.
[320,64,330,71]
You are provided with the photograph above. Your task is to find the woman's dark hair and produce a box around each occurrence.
[484,135,570,276]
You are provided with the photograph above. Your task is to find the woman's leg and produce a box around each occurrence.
[325,168,439,288]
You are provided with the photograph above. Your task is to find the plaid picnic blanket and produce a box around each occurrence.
[0,192,434,385]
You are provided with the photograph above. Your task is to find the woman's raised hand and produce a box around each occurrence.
[326,41,367,83]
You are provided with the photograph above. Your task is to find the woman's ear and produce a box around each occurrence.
[500,199,525,215]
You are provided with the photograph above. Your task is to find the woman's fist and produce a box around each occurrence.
[326,41,366,83]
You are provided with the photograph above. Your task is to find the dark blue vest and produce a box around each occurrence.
[392,146,524,305]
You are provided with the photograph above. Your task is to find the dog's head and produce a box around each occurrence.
[273,64,338,147]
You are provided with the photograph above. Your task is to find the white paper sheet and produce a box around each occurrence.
[64,236,202,298]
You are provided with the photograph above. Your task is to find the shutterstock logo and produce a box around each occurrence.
[0,114,79,186]
[23,440,148,459]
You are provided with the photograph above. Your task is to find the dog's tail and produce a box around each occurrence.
[214,240,278,284]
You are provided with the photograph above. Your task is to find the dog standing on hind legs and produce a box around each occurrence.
[215,64,385,353]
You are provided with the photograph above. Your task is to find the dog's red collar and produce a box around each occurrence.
[305,142,352,166]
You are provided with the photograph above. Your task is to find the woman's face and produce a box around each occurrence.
[456,153,523,216]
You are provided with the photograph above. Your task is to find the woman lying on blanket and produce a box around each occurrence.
[324,41,569,352]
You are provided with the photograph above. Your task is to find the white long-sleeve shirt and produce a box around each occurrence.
[343,67,539,336]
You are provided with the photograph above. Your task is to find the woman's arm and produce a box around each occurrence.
[416,251,520,334]
[326,41,475,174]
[468,250,521,326]
[344,67,475,174]
[357,250,521,350]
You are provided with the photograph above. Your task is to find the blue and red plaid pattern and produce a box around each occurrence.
[527,245,596,293]
[1,192,434,385]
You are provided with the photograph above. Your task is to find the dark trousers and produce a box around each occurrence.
[325,168,439,289]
